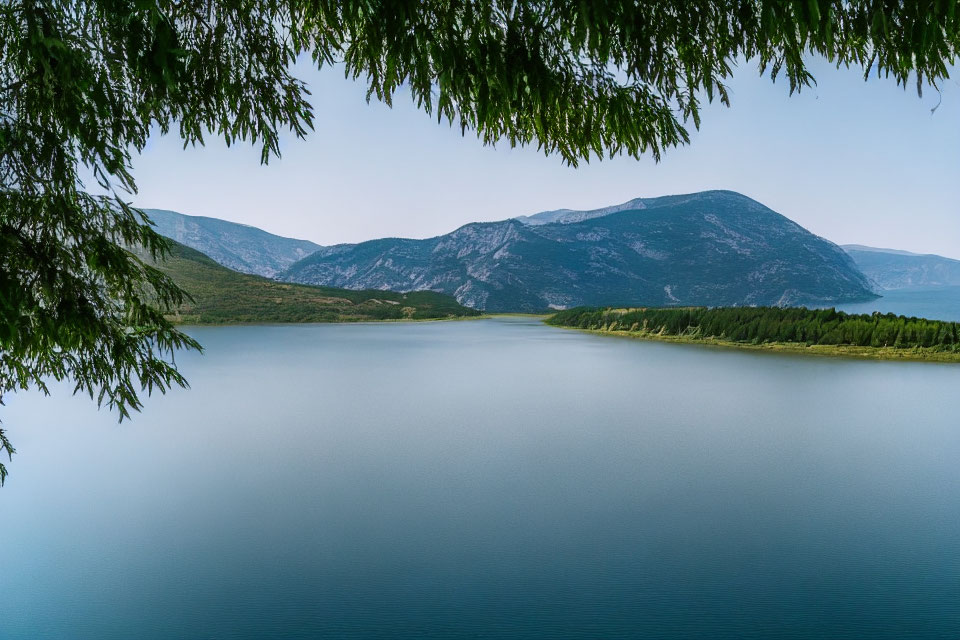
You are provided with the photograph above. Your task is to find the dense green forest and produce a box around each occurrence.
[547,306,960,353]
[139,241,479,323]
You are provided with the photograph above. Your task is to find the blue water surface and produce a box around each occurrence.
[2,315,959,639]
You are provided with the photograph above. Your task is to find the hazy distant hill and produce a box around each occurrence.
[281,191,876,312]
[145,208,321,277]
[140,241,478,323]
[512,197,650,226]
[843,245,960,289]
[511,193,724,226]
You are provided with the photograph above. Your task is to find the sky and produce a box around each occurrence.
[131,58,960,258]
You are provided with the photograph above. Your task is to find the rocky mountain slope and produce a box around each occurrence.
[281,191,877,312]
[145,208,321,277]
[843,245,960,289]
[138,241,478,323]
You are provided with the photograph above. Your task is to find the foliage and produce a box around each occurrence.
[323,1,959,164]
[548,306,960,353]
[2,1,957,483]
[1,0,310,483]
[144,241,479,323]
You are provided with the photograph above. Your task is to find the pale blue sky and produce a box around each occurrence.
[131,58,959,258]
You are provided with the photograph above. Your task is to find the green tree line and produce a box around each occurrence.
[547,307,960,351]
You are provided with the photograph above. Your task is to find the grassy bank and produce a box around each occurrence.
[547,306,960,363]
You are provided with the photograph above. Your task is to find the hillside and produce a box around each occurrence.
[145,208,321,277]
[140,241,479,323]
[843,245,960,289]
[281,191,877,312]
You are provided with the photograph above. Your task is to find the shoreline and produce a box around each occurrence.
[552,325,960,363]
[169,314,489,327]
[166,314,959,363]
[168,312,552,327]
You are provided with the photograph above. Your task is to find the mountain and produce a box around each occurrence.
[842,244,924,257]
[281,190,877,312]
[510,193,724,226]
[843,245,960,289]
[144,208,321,278]
[512,197,649,225]
[140,241,479,323]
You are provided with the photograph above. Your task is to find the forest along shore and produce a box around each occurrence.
[546,307,960,363]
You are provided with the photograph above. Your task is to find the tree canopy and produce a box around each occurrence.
[1,0,957,483]
[548,306,960,352]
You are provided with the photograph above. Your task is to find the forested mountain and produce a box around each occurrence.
[843,245,960,289]
[145,208,321,277]
[138,241,478,323]
[281,191,876,312]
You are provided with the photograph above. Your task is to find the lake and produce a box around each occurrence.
[2,317,959,639]
[836,285,960,322]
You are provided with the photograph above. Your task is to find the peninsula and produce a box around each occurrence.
[547,307,960,362]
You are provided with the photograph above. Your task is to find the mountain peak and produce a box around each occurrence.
[282,191,876,311]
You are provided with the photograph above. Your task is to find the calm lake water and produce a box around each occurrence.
[836,285,960,322]
[2,316,960,639]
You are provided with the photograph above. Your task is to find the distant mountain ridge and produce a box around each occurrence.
[145,208,321,278]
[842,244,925,257]
[512,197,649,226]
[511,193,724,226]
[843,245,960,290]
[281,190,877,312]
